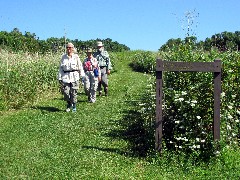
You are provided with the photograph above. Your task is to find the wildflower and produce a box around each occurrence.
[196,138,200,142]
[179,146,182,149]
[176,137,181,141]
[181,91,187,95]
[228,69,233,72]
[227,115,233,119]
[235,119,239,123]
[190,103,196,107]
[196,145,200,149]
[191,100,197,104]
[179,98,184,102]
[175,120,180,124]
[221,92,225,97]
[196,116,201,119]
[236,110,240,115]
[200,139,205,143]
[228,105,233,110]
[227,125,231,130]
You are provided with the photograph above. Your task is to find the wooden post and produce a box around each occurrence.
[213,59,221,140]
[155,59,163,151]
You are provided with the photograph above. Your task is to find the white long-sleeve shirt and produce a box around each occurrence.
[58,53,85,83]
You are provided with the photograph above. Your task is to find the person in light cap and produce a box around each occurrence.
[93,41,112,96]
[82,48,101,103]
[58,42,84,112]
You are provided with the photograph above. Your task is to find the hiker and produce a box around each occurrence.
[83,48,101,103]
[58,42,84,112]
[93,41,112,96]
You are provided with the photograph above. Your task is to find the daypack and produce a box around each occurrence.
[93,68,99,77]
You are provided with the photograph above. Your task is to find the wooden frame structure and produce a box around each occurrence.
[155,59,221,151]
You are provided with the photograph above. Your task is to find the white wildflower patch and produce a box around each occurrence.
[191,100,197,104]
[181,91,187,95]
[196,116,201,119]
[237,110,240,115]
[235,119,239,123]
[179,98,184,102]
[176,137,181,141]
[227,125,231,130]
[228,105,233,110]
[221,92,225,97]
[227,114,233,119]
[190,103,196,107]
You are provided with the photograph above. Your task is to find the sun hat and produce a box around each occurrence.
[96,41,104,47]
[85,48,93,53]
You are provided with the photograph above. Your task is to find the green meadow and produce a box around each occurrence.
[0,48,239,179]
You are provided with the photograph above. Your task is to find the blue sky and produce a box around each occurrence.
[0,0,239,51]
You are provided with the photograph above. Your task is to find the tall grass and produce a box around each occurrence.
[0,50,61,110]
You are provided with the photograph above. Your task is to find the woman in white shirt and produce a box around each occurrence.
[58,42,84,112]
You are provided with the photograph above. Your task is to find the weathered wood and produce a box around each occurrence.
[156,61,221,72]
[155,59,163,151]
[213,60,221,140]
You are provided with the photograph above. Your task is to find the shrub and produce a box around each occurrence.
[130,44,239,157]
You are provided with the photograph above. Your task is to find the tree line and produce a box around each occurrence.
[159,31,240,52]
[0,28,130,54]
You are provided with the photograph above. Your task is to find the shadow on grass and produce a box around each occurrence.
[32,106,62,112]
[105,109,155,158]
[82,146,130,156]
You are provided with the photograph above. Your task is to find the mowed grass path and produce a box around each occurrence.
[0,55,156,179]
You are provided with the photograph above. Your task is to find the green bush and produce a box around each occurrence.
[129,50,156,73]
[130,44,239,157]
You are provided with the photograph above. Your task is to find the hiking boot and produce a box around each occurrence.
[72,107,77,112]
[66,108,71,112]
[72,103,76,112]
[104,88,108,96]
[89,99,96,103]
[66,102,72,112]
